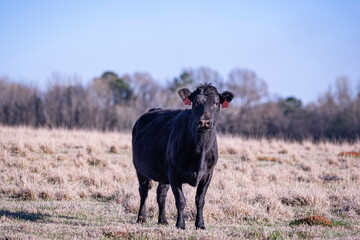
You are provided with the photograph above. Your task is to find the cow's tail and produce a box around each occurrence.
[148,180,153,189]
[132,120,138,165]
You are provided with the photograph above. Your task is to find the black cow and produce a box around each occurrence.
[132,83,234,229]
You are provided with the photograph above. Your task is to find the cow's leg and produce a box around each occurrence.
[170,178,186,229]
[136,174,150,223]
[195,172,213,229]
[156,183,170,225]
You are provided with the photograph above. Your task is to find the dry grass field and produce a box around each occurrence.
[0,126,359,239]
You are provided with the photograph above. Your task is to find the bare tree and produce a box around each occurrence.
[190,67,224,91]
[226,68,268,129]
[227,68,268,108]
[129,72,161,111]
[0,77,43,126]
[335,77,352,109]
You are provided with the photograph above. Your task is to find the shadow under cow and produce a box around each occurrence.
[0,210,50,222]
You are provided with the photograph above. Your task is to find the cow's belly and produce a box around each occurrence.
[148,170,170,184]
[134,155,169,183]
[181,170,204,187]
[133,130,171,183]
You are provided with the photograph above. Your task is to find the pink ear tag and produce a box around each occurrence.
[184,97,191,105]
[222,99,229,108]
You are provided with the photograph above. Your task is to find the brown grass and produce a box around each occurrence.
[109,145,118,154]
[0,126,359,239]
[257,156,277,162]
[338,151,360,157]
[290,215,333,226]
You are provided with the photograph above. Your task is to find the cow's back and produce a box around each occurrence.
[132,108,186,183]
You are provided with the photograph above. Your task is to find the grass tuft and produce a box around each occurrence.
[16,188,37,201]
[109,145,118,153]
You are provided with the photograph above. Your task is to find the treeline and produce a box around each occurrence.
[1,67,359,141]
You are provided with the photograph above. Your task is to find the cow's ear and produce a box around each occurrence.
[178,88,192,105]
[220,91,234,108]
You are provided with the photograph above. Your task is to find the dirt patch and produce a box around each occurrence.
[290,216,333,226]
[338,152,360,157]
[257,156,276,162]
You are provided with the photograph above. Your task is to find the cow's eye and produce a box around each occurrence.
[214,102,219,107]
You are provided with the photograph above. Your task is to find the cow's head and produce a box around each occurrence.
[178,83,234,131]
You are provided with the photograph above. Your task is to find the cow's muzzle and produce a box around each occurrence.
[198,119,212,129]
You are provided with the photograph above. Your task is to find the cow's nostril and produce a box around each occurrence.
[198,120,204,127]
[205,120,212,127]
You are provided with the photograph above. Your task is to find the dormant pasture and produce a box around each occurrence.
[0,127,359,239]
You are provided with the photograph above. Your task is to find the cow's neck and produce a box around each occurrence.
[191,124,216,154]
[187,122,216,180]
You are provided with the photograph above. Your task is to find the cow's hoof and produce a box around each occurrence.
[137,216,146,223]
[158,219,168,225]
[196,225,206,230]
[176,222,186,229]
[195,220,205,230]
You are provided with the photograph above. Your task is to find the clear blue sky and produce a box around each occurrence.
[1,0,359,103]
